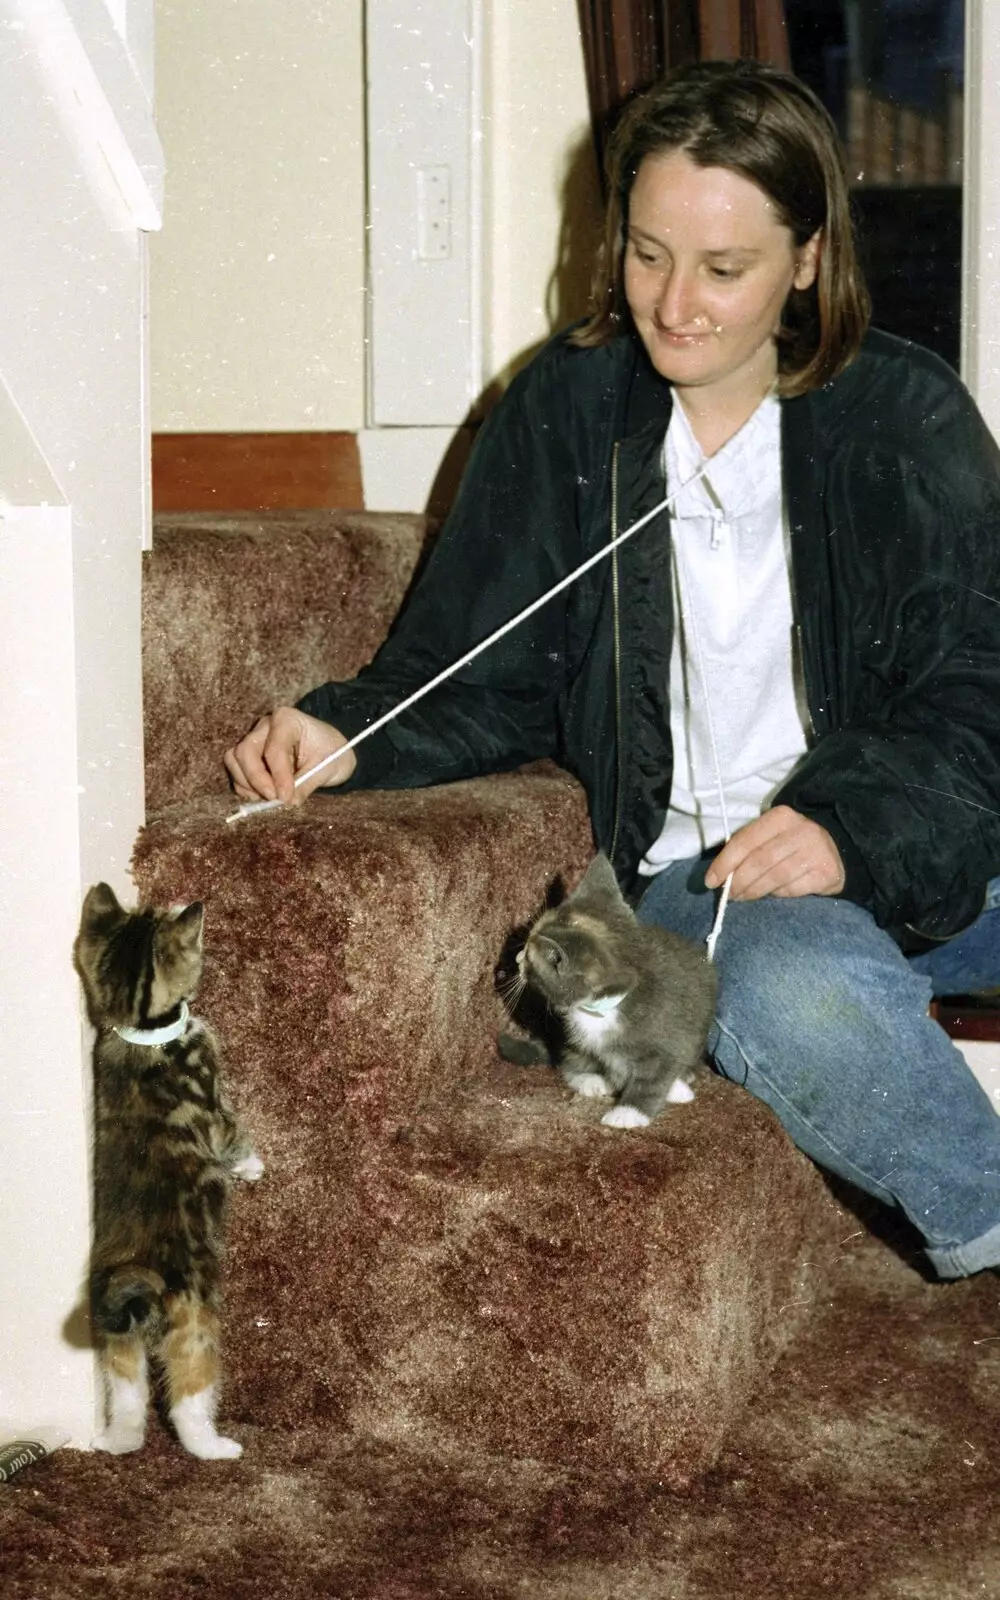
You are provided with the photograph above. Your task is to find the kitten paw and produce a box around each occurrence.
[601,1105,651,1130]
[171,1389,243,1459]
[566,1072,612,1100]
[185,1434,243,1461]
[665,1078,696,1105]
[233,1152,265,1181]
[92,1427,145,1455]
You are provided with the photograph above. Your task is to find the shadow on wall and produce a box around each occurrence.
[546,124,607,340]
[424,129,605,521]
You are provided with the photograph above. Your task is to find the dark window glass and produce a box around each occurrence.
[786,0,964,368]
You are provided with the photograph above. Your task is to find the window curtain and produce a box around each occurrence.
[577,0,791,173]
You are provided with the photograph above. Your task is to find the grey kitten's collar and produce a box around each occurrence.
[113,1001,190,1047]
[574,993,625,1018]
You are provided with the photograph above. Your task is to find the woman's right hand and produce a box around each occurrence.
[224,707,357,805]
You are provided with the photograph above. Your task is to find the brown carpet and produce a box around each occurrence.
[127,781,839,1484]
[3,1228,997,1598]
[6,512,995,1597]
[143,512,433,811]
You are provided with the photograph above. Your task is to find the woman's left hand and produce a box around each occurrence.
[704,805,846,900]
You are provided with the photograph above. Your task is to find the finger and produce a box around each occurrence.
[734,844,844,900]
[771,854,845,898]
[224,721,275,802]
[292,745,348,801]
[224,742,265,800]
[705,813,784,886]
[733,856,816,900]
[752,821,845,898]
[710,810,844,897]
[770,870,830,898]
[261,722,298,805]
[291,709,358,798]
[226,767,260,803]
[724,820,823,898]
[705,834,752,888]
[293,727,359,800]
[224,740,268,800]
[728,842,804,900]
[223,748,249,798]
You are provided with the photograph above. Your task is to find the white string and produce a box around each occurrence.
[668,469,735,964]
[228,467,711,824]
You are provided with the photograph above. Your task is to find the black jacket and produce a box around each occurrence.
[300,327,1000,948]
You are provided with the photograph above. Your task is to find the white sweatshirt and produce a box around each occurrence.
[639,392,811,875]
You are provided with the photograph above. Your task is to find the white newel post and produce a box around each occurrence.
[0,0,162,1446]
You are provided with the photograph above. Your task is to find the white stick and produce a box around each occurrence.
[227,489,676,823]
[705,872,733,963]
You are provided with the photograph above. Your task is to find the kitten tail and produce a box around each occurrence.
[497,1031,551,1068]
[93,1267,166,1336]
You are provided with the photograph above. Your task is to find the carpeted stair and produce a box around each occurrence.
[3,510,998,1598]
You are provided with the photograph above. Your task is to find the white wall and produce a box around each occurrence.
[362,0,601,509]
[0,0,155,1444]
[366,0,481,427]
[483,0,601,385]
[150,0,366,432]
[150,0,600,446]
[150,0,1000,465]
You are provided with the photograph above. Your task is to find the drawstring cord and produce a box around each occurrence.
[669,521,734,962]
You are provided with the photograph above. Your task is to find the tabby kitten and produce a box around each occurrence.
[74,883,263,1460]
[513,854,717,1128]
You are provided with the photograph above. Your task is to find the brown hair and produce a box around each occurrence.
[572,59,871,395]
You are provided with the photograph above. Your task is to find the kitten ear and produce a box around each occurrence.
[170,902,205,954]
[75,885,127,1017]
[80,882,125,929]
[574,853,627,908]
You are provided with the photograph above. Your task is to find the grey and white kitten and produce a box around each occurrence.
[511,854,717,1129]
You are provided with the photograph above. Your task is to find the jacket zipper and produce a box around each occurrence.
[793,623,817,743]
[609,442,624,865]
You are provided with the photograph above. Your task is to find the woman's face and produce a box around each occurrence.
[623,149,820,405]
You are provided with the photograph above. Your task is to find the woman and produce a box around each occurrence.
[226,60,1000,1279]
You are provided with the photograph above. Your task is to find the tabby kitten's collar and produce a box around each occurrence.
[113,1001,190,1047]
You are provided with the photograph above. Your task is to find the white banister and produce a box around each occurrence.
[5,0,164,230]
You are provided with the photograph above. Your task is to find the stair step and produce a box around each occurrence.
[132,775,838,1484]
[144,511,432,812]
[345,1061,840,1489]
[136,769,592,1130]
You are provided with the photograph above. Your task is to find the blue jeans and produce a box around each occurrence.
[637,862,1000,1279]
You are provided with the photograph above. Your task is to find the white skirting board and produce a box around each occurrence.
[956,1040,1000,1116]
[358,425,475,514]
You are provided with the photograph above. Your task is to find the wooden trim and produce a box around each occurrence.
[934,1003,1000,1042]
[152,432,364,513]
